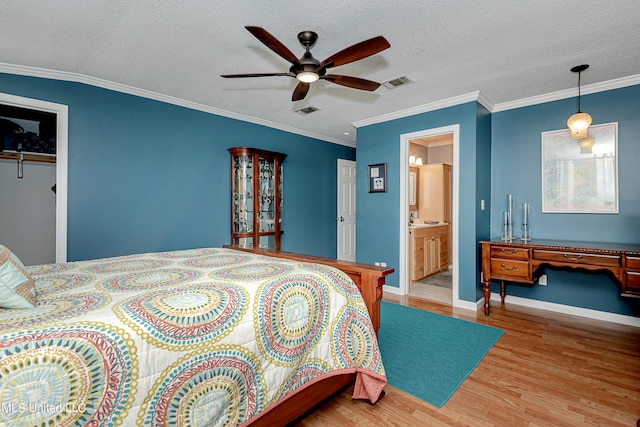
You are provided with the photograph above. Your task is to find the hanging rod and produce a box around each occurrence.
[0,152,56,164]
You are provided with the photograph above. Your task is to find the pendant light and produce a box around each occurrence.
[567,64,592,139]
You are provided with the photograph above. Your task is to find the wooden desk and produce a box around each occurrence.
[480,239,640,316]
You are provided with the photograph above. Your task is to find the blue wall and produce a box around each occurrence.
[356,87,639,317]
[0,73,355,261]
[4,70,637,317]
[475,102,492,299]
[492,84,640,316]
[356,101,489,303]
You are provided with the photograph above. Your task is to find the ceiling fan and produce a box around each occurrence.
[221,26,390,101]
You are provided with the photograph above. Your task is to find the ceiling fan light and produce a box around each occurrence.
[297,72,319,83]
[567,112,592,139]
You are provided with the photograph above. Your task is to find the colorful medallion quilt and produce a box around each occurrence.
[0,248,386,427]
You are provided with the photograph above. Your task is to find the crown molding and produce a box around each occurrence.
[3,62,638,145]
[0,63,353,147]
[492,73,640,112]
[352,91,486,128]
[353,73,640,127]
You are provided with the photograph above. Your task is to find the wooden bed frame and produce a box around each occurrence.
[223,245,394,426]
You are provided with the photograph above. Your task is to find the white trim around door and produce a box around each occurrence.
[337,159,357,261]
[391,124,461,306]
[0,92,68,262]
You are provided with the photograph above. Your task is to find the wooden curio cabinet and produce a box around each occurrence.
[228,147,286,250]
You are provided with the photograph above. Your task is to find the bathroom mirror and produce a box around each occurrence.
[409,171,417,208]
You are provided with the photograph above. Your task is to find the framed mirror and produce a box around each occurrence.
[541,122,618,213]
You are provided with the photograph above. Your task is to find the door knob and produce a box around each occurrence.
[339,216,345,222]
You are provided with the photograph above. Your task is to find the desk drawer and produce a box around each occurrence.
[490,259,530,279]
[623,271,640,294]
[625,255,640,269]
[533,250,621,267]
[490,246,529,260]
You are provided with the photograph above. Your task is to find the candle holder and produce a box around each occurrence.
[501,211,512,241]
[520,202,531,242]
[508,194,514,240]
[501,194,515,241]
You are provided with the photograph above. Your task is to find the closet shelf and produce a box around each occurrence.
[0,152,56,164]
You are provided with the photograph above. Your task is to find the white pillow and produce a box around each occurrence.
[0,245,36,308]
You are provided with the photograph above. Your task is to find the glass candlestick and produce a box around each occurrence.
[507,194,514,240]
[501,211,511,241]
[521,202,531,242]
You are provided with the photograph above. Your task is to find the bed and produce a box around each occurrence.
[0,245,392,426]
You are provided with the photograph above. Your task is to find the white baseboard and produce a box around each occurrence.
[452,298,478,312]
[488,294,640,328]
[383,284,402,295]
[383,285,640,328]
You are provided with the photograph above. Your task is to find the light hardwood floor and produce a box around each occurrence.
[293,295,640,426]
[409,282,452,304]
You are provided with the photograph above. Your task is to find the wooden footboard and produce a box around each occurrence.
[244,372,356,427]
[223,245,394,334]
[225,245,392,426]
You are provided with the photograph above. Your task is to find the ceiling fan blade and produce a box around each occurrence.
[320,36,390,68]
[245,26,301,65]
[292,82,310,101]
[220,72,292,78]
[322,74,381,91]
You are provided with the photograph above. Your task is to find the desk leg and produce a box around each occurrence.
[482,278,491,316]
[500,280,506,303]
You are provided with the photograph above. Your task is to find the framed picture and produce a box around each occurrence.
[368,163,387,193]
[541,122,618,213]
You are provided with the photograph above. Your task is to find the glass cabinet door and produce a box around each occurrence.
[229,147,286,250]
[258,156,275,233]
[232,155,253,235]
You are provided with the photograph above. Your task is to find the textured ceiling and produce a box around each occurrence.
[1,1,640,146]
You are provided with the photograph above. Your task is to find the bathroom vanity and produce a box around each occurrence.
[409,223,450,281]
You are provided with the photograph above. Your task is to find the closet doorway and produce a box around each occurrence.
[398,125,459,305]
[0,92,68,264]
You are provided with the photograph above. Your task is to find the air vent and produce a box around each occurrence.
[382,75,414,89]
[295,106,320,115]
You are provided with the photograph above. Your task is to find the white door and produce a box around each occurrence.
[337,159,356,261]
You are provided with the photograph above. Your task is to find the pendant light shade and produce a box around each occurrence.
[567,111,592,139]
[567,64,591,139]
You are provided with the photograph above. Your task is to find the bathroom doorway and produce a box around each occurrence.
[408,134,453,304]
[398,125,459,305]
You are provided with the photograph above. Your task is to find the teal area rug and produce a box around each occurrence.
[377,301,504,407]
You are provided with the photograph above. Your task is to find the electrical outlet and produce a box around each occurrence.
[480,272,484,283]
[380,262,387,267]
[538,274,548,286]
[374,262,381,266]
